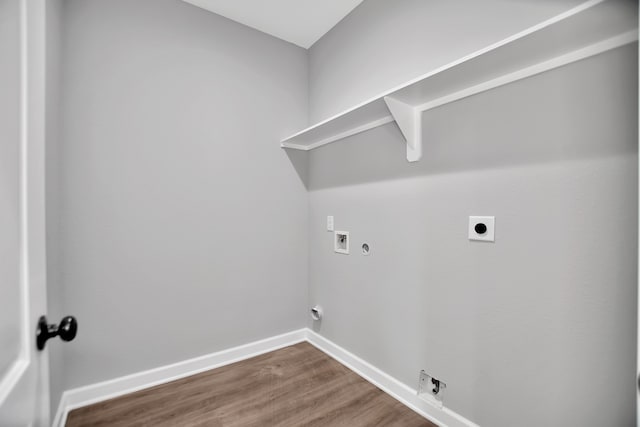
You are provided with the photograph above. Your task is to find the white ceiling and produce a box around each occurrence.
[182,0,364,49]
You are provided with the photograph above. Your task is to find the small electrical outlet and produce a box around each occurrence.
[361,242,370,256]
[310,305,323,321]
[469,216,495,242]
[334,231,349,254]
[327,216,334,232]
[418,370,446,408]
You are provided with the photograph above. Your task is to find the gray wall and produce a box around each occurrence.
[51,0,309,391]
[308,0,587,122]
[47,1,638,426]
[45,0,65,417]
[307,41,637,427]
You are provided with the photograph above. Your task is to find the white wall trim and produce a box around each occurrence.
[282,28,638,153]
[52,329,307,427]
[306,330,478,427]
[53,328,477,427]
[415,30,638,114]
[283,0,610,142]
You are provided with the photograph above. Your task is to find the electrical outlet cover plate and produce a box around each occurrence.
[334,231,349,254]
[417,370,446,408]
[469,216,495,242]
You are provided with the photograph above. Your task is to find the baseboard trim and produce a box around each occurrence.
[53,329,476,427]
[52,329,307,427]
[306,330,478,427]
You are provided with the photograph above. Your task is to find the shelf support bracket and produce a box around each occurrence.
[384,96,422,162]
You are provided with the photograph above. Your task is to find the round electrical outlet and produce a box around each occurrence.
[310,305,323,321]
[474,223,487,234]
[362,243,370,255]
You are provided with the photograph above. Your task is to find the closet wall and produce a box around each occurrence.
[46,0,309,413]
[306,1,638,426]
[45,1,638,426]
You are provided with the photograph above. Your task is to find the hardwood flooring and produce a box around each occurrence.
[66,342,435,426]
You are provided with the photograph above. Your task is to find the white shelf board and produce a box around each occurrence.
[280,0,638,160]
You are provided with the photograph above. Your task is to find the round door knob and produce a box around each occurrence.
[36,315,78,350]
[58,316,78,342]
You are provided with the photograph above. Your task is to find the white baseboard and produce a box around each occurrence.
[52,329,307,427]
[305,330,478,427]
[53,329,476,427]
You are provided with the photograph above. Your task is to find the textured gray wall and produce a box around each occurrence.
[308,44,638,426]
[309,0,588,122]
[52,0,309,391]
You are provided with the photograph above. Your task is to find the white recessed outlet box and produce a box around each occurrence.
[310,305,323,321]
[418,370,446,408]
[334,231,349,254]
[327,215,334,232]
[469,216,495,242]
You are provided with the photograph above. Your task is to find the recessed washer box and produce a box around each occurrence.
[334,231,349,254]
[469,216,495,242]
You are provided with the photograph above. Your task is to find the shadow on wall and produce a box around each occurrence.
[287,44,638,191]
[284,148,309,190]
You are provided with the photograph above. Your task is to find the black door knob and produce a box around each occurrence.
[57,316,78,342]
[36,315,78,351]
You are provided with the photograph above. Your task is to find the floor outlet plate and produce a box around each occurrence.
[417,370,445,408]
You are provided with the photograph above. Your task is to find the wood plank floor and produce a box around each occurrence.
[66,342,435,427]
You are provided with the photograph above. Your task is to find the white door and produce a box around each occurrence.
[0,0,49,425]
